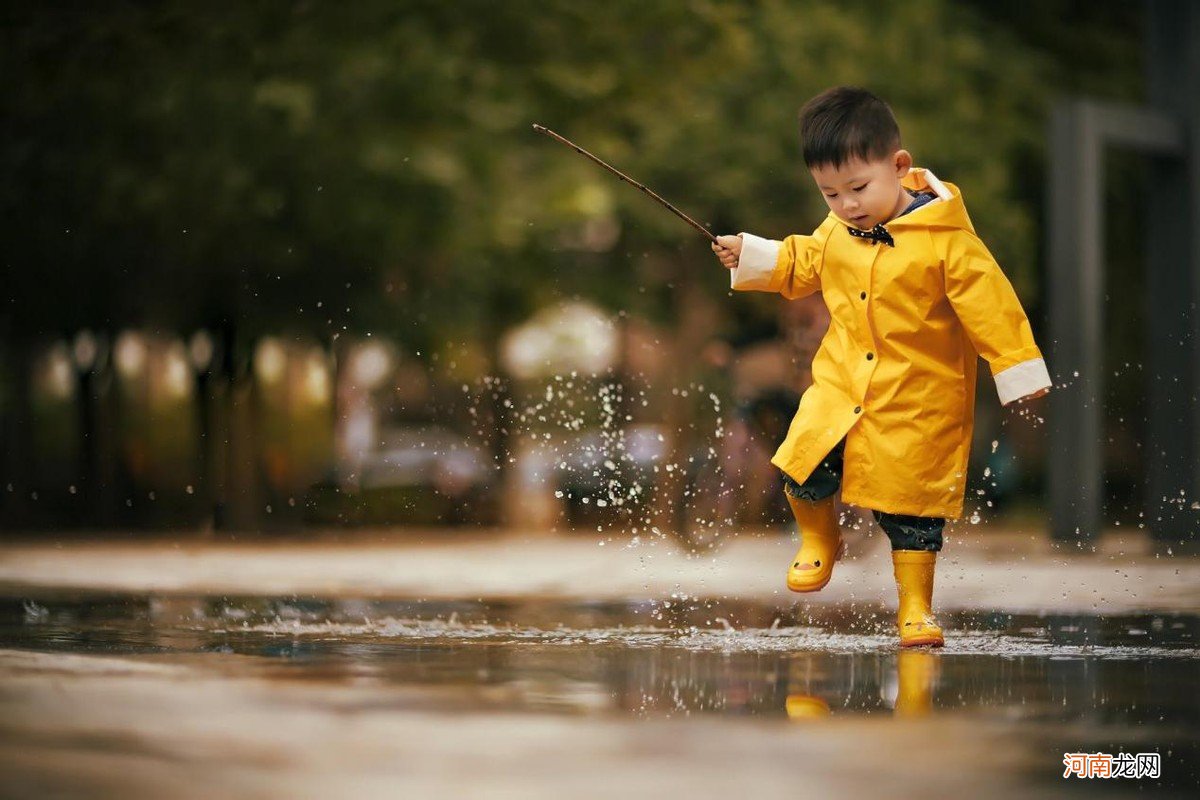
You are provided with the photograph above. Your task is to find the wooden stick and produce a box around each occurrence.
[532,124,718,244]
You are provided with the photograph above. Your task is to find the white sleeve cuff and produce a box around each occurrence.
[994,357,1052,405]
[730,233,781,291]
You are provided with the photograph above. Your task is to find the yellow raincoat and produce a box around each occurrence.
[730,169,1051,518]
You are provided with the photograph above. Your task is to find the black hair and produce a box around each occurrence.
[799,86,901,169]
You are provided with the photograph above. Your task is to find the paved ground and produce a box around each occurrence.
[0,649,1083,800]
[3,526,1197,798]
[2,525,1196,614]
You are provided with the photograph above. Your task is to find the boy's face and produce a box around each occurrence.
[809,150,913,230]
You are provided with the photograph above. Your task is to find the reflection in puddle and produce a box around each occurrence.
[3,593,1199,796]
[3,594,1199,726]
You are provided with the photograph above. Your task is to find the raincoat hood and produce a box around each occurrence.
[887,168,975,233]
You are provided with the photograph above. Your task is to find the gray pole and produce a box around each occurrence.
[1145,0,1200,545]
[1048,101,1104,542]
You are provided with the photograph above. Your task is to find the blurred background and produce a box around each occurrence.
[0,1,1166,541]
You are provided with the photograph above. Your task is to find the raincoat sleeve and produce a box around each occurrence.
[729,220,832,300]
[941,230,1052,405]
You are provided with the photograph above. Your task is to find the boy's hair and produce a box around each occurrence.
[799,87,901,169]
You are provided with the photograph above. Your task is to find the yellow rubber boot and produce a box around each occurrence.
[785,694,831,720]
[892,550,944,647]
[893,650,939,717]
[785,495,844,593]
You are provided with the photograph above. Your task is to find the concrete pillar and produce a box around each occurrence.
[1145,0,1200,543]
[1048,102,1104,542]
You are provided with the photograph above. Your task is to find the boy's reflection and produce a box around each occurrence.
[786,650,940,720]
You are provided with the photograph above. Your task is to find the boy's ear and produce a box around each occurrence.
[893,149,913,176]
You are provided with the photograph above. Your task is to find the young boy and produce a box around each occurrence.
[712,86,1050,647]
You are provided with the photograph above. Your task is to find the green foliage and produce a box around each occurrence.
[1,0,1141,355]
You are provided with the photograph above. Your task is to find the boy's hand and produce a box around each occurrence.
[712,234,742,270]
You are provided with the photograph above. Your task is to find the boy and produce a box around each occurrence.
[712,86,1050,647]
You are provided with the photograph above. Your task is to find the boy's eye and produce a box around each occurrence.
[824,193,838,199]
[852,184,867,192]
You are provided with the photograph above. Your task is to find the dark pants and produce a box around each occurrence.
[781,438,944,552]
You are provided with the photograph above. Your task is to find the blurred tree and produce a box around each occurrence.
[1,0,1142,348]
[1,0,1143,529]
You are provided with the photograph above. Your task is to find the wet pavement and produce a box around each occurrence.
[2,529,1198,613]
[1,587,1198,798]
[2,531,1199,797]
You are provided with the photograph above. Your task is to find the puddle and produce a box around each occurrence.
[2,592,1197,796]
[3,594,1199,718]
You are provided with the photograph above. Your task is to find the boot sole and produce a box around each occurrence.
[787,574,832,593]
[899,635,945,648]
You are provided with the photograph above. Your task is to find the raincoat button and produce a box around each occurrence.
[866,353,874,361]
[854,406,862,414]
[860,291,867,300]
